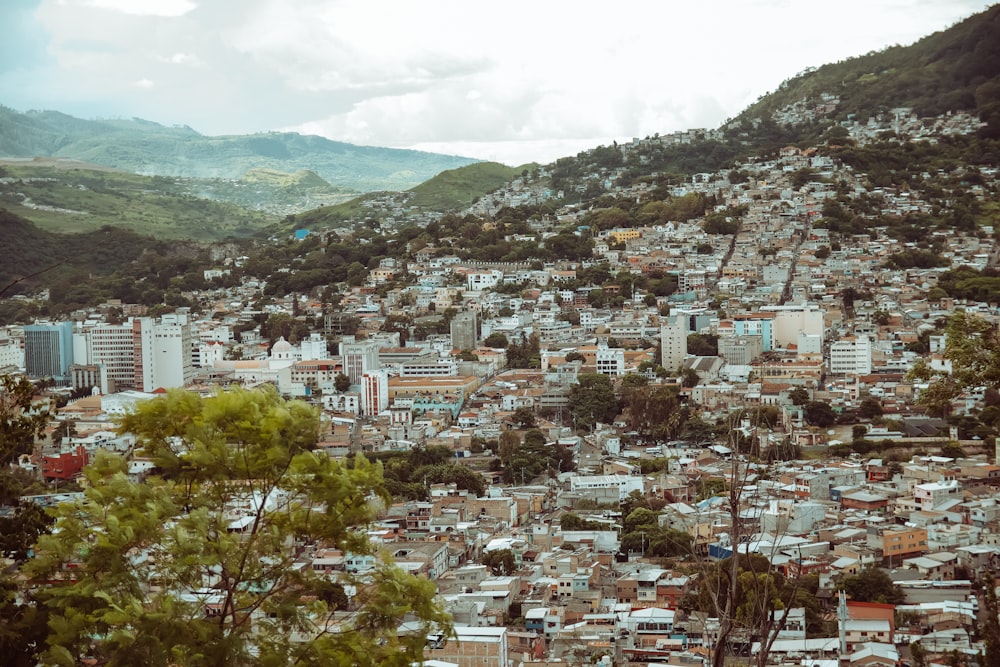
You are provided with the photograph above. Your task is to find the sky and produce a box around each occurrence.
[1,0,991,165]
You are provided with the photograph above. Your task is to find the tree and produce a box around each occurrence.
[787,387,809,406]
[333,372,351,393]
[858,397,884,419]
[481,549,516,576]
[560,513,604,531]
[839,567,904,604]
[687,333,719,356]
[803,401,837,427]
[26,387,450,667]
[680,367,700,388]
[483,332,508,348]
[909,311,1000,419]
[511,407,536,429]
[568,373,618,432]
[0,375,49,479]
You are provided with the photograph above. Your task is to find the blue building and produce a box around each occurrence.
[24,321,75,383]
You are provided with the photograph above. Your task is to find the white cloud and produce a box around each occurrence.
[82,0,196,17]
[133,78,154,88]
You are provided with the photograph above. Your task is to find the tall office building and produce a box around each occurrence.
[82,316,193,391]
[450,311,478,351]
[341,339,380,386]
[151,314,194,389]
[24,322,75,382]
[660,316,688,374]
[361,369,390,417]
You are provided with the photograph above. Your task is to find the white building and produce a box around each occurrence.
[660,317,687,374]
[761,303,825,349]
[362,369,390,417]
[466,270,503,291]
[341,339,380,385]
[569,474,644,501]
[595,344,625,376]
[299,332,329,361]
[829,336,872,375]
[80,316,193,391]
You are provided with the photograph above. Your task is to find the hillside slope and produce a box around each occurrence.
[736,4,1000,138]
[0,161,274,240]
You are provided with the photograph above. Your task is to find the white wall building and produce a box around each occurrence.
[660,316,687,373]
[569,474,644,501]
[362,369,390,417]
[595,344,624,376]
[829,336,872,375]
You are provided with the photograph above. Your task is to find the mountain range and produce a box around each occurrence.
[0,107,478,192]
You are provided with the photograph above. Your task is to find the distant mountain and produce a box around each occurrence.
[0,107,479,191]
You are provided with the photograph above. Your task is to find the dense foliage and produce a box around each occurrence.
[25,387,450,667]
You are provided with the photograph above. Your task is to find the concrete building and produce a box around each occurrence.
[660,316,687,373]
[760,303,825,349]
[426,626,508,667]
[450,311,478,351]
[81,317,193,392]
[719,334,762,365]
[24,321,74,382]
[362,369,390,416]
[595,344,625,376]
[341,339,380,385]
[829,336,872,375]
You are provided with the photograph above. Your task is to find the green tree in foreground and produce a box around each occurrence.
[27,387,450,667]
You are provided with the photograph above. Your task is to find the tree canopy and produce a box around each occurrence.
[26,387,450,667]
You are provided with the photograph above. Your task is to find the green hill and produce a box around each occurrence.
[0,107,479,191]
[0,207,167,298]
[287,162,536,229]
[242,168,331,189]
[0,160,274,240]
[735,4,1000,140]
[407,161,534,209]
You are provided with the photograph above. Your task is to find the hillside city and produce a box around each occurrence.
[3,91,1000,667]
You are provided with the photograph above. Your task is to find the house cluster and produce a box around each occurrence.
[4,94,1000,666]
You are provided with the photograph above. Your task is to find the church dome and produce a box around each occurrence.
[271,336,294,358]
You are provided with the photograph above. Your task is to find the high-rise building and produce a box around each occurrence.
[24,322,74,382]
[341,339,380,386]
[450,311,478,351]
[81,316,193,391]
[151,315,194,389]
[361,369,389,417]
[660,316,687,374]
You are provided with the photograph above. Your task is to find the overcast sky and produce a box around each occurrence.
[1,0,989,165]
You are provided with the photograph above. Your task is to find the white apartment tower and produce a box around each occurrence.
[828,336,872,376]
[151,314,195,389]
[362,369,390,417]
[660,316,688,374]
[341,339,380,386]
